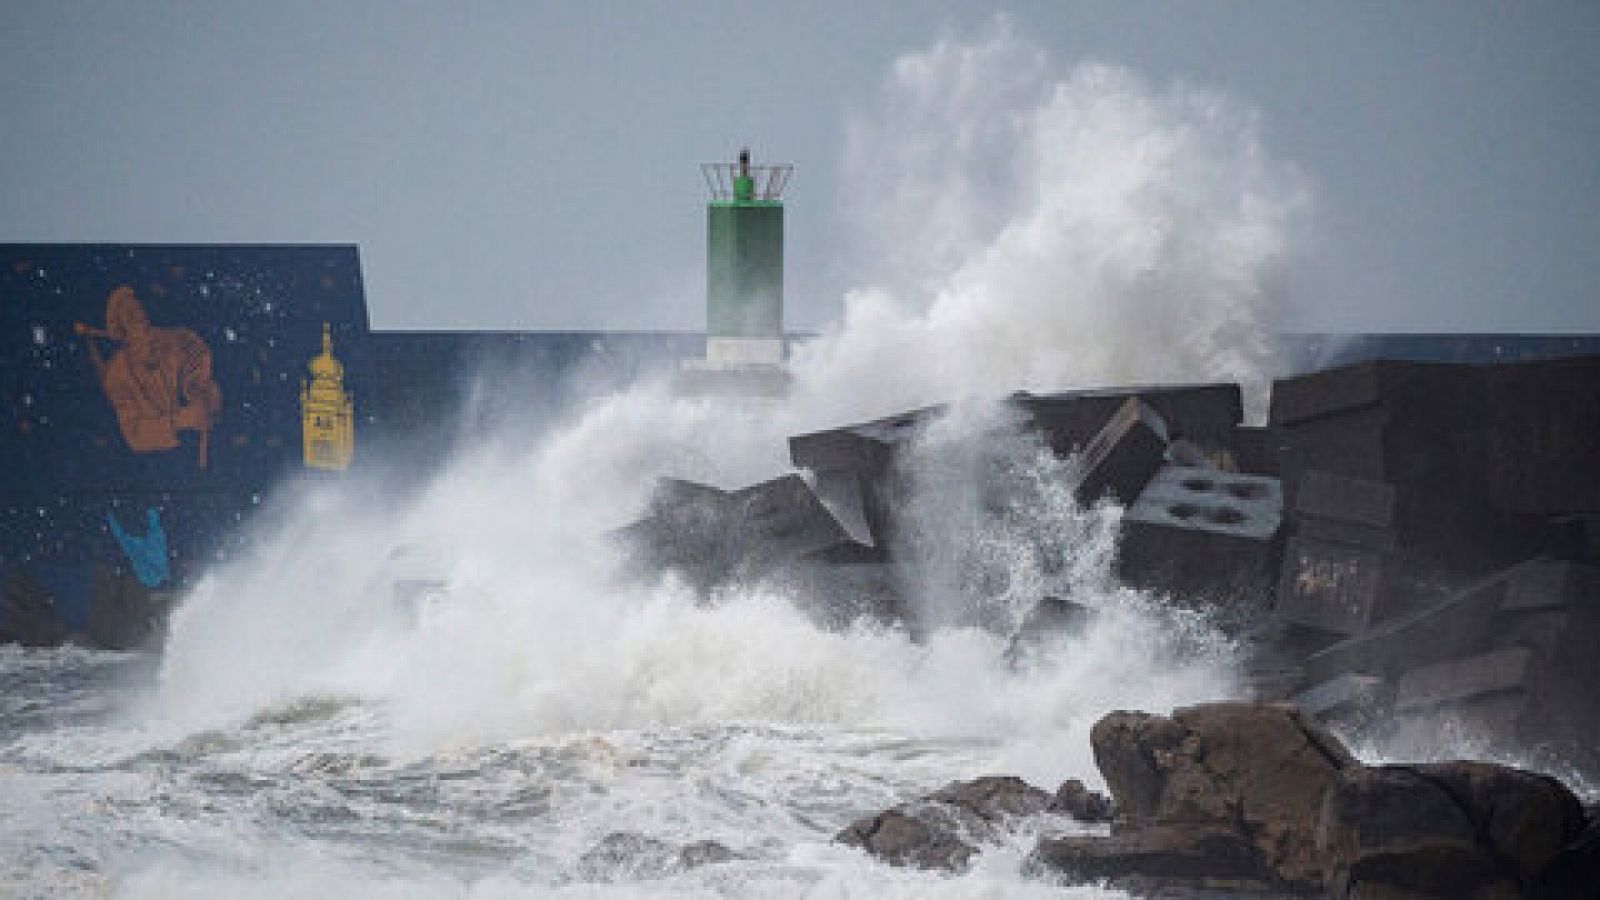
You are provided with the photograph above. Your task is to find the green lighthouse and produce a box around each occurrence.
[702,148,791,366]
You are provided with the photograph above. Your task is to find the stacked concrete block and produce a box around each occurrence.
[1073,398,1170,507]
[1293,556,1600,771]
[788,406,942,552]
[1275,470,1403,636]
[1118,465,1283,612]
[1013,382,1242,463]
[616,473,869,600]
[1481,356,1600,516]
[1269,359,1568,572]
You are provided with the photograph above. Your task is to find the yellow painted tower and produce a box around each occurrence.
[300,322,354,471]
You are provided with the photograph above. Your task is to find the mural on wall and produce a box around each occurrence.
[301,322,354,471]
[76,286,222,467]
[0,245,371,644]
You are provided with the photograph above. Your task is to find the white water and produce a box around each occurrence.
[2,19,1303,897]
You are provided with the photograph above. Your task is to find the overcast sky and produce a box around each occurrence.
[3,1,1597,333]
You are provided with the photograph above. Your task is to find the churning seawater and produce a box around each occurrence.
[2,20,1307,897]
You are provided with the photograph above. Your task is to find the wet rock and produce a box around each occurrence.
[1318,761,1586,899]
[836,775,1053,872]
[926,774,1054,821]
[1027,824,1282,894]
[1048,778,1113,823]
[1090,703,1357,890]
[573,831,738,881]
[836,807,978,872]
[1533,810,1600,900]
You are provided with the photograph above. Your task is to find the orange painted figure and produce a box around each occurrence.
[75,286,222,467]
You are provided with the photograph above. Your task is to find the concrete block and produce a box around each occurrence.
[1127,466,1282,541]
[809,469,875,547]
[1118,466,1283,607]
[1278,408,1389,486]
[1275,537,1385,636]
[1015,383,1241,458]
[1270,363,1382,426]
[1293,673,1387,718]
[727,474,858,573]
[787,407,938,475]
[1295,516,1397,553]
[1395,646,1531,712]
[1231,425,1282,476]
[1483,356,1600,515]
[1501,558,1599,612]
[1294,471,1396,530]
[784,561,907,630]
[1300,570,1508,683]
[614,478,738,592]
[1075,398,1169,507]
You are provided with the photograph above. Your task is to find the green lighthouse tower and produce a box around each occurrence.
[701,148,791,366]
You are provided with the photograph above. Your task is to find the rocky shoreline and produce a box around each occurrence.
[839,703,1599,898]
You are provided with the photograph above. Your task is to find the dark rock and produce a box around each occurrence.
[677,839,738,869]
[1049,778,1113,823]
[837,807,976,872]
[1091,703,1357,890]
[926,774,1053,822]
[1533,814,1600,900]
[1317,761,1585,898]
[1027,824,1283,892]
[1076,397,1170,507]
[836,775,1053,872]
[573,832,738,881]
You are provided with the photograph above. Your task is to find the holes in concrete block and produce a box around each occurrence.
[1169,504,1201,520]
[1209,507,1247,525]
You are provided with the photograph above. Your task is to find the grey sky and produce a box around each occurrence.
[3,1,1596,333]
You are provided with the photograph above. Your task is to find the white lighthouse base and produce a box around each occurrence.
[705,337,785,367]
[675,337,790,398]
